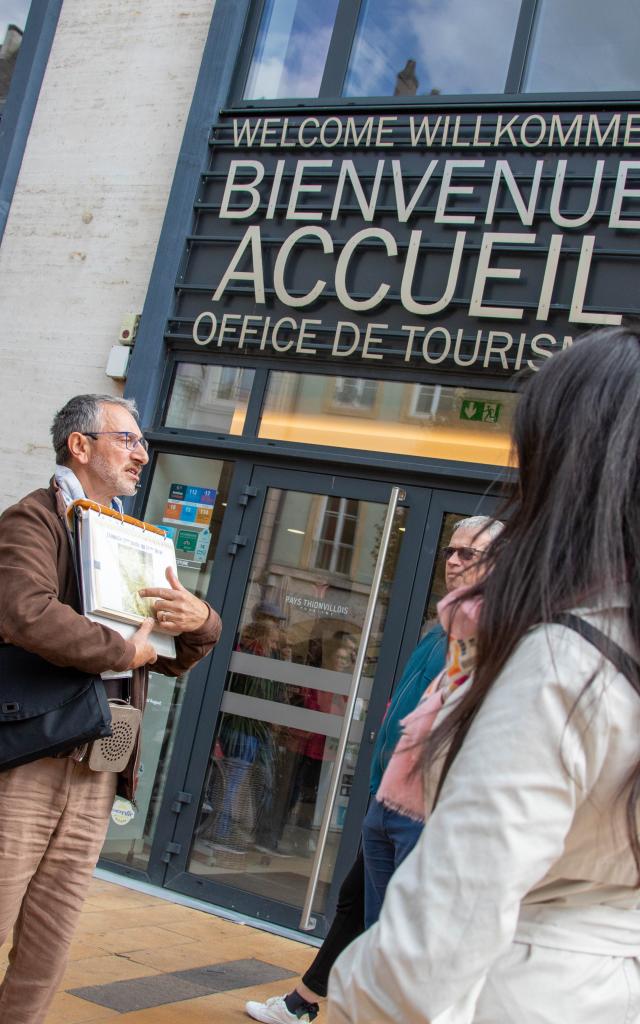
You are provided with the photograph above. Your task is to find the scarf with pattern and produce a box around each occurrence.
[375,588,481,822]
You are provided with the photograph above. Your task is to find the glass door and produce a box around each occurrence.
[162,468,431,933]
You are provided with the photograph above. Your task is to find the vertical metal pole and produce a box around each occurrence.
[299,486,401,931]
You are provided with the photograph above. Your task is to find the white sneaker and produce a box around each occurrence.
[245,994,318,1023]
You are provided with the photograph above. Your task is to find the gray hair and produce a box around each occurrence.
[452,515,504,542]
[51,394,139,465]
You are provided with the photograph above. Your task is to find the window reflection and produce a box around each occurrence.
[314,496,359,575]
[523,0,640,92]
[244,0,340,99]
[0,5,31,106]
[332,377,379,413]
[343,0,520,97]
[410,384,442,418]
[260,371,517,466]
[165,363,254,435]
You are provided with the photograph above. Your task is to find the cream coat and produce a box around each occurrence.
[328,599,640,1023]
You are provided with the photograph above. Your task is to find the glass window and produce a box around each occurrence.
[523,0,640,92]
[259,371,517,466]
[101,453,233,872]
[164,362,254,435]
[0,3,31,107]
[343,0,521,98]
[244,0,341,100]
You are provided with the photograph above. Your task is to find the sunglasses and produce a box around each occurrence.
[442,545,483,562]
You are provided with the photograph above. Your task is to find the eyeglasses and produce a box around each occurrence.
[442,545,483,563]
[82,431,149,452]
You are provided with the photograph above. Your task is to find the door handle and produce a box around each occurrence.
[299,486,402,931]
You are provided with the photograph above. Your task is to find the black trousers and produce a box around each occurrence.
[301,849,365,998]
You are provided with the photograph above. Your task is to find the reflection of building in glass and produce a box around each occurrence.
[394,58,418,96]
[410,383,442,419]
[344,0,523,97]
[333,377,378,410]
[165,363,254,434]
[313,496,359,575]
[244,0,340,99]
[0,25,23,106]
[258,371,516,465]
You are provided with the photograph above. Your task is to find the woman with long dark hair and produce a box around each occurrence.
[327,327,640,1024]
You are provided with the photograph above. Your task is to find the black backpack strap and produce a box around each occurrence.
[553,612,640,698]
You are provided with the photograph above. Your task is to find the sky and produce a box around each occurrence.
[344,0,521,97]
[0,0,31,40]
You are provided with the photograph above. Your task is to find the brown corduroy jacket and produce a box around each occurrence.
[0,479,222,799]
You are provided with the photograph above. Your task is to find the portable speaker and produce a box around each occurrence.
[88,700,141,772]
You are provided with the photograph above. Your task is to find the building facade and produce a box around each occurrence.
[1,0,640,938]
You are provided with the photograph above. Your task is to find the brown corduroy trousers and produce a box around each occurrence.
[0,757,117,1024]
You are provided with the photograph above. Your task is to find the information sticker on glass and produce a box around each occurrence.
[163,485,216,568]
[186,486,216,505]
[178,504,198,524]
[176,529,199,556]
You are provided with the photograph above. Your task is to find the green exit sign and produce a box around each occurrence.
[460,399,502,424]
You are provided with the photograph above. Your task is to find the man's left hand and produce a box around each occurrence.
[140,568,209,636]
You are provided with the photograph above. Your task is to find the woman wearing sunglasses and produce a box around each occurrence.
[360,517,502,930]
[328,326,640,1024]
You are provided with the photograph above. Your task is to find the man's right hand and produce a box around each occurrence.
[128,618,158,668]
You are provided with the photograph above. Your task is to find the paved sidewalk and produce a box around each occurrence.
[0,877,321,1023]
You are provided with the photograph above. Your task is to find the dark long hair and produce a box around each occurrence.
[424,327,640,870]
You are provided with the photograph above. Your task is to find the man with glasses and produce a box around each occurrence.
[245,515,501,1024]
[0,394,222,1024]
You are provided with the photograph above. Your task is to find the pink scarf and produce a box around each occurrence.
[375,588,481,822]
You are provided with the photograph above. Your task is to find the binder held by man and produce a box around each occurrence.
[69,499,177,659]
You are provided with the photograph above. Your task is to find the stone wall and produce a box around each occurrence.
[0,0,215,508]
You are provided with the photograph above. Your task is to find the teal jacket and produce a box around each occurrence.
[369,624,447,795]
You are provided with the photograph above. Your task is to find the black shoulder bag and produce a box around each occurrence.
[0,499,118,771]
[0,643,113,771]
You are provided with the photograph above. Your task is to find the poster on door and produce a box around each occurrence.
[160,483,216,566]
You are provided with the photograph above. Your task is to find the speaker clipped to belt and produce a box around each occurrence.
[88,699,141,773]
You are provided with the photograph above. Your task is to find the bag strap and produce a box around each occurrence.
[553,612,640,697]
